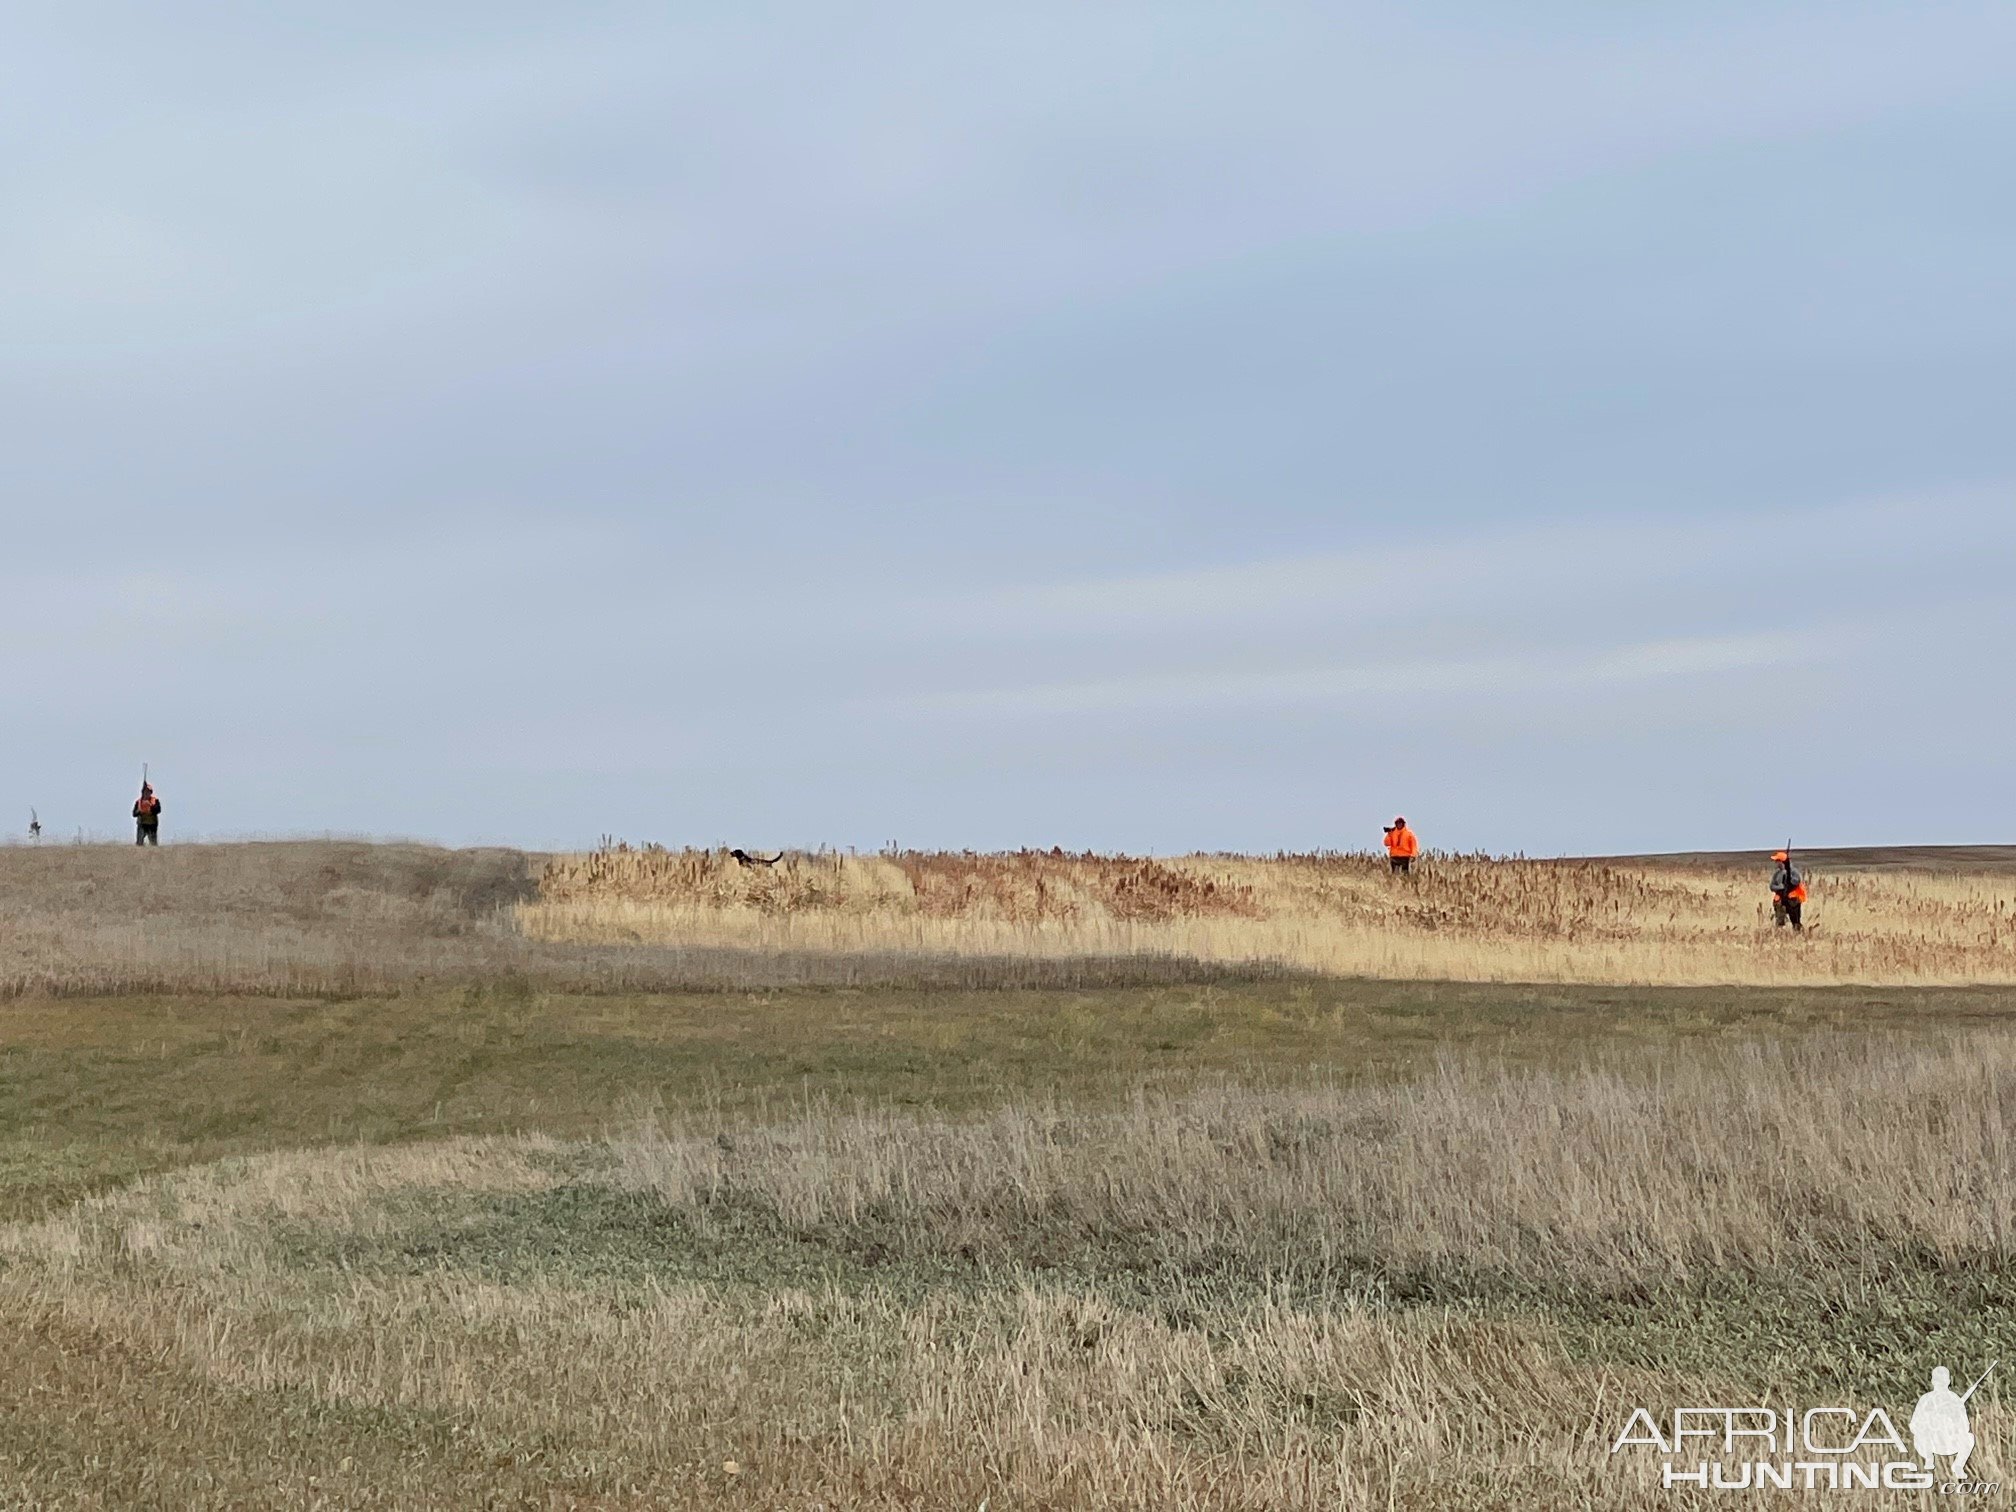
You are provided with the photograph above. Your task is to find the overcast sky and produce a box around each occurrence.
[5,2,2012,854]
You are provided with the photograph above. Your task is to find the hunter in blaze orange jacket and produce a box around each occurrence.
[133,784,162,846]
[1770,850,1806,931]
[1383,818,1419,873]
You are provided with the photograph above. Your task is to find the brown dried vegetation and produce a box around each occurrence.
[0,842,1268,998]
[528,843,2016,986]
[6,1028,2016,1508]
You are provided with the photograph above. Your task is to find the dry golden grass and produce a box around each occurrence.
[8,840,2015,1506]
[5,1031,2013,1507]
[11,838,2013,996]
[528,844,2016,987]
[0,841,1267,997]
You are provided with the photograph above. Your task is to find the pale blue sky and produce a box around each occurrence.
[5,2,2012,854]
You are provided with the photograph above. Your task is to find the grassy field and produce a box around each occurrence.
[2,842,2014,1507]
[0,842,1266,998]
[11,838,2016,994]
[529,842,2016,986]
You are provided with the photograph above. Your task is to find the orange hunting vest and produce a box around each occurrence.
[1385,826,1419,859]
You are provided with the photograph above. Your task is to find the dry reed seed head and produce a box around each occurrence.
[523,845,2016,988]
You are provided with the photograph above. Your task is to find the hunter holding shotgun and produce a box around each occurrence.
[133,771,162,846]
[1769,843,1805,931]
[1382,817,1420,875]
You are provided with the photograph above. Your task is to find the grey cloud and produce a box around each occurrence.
[885,630,1839,721]
[3,2,2012,852]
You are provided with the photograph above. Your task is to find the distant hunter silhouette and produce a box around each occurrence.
[1770,848,1806,931]
[133,783,162,846]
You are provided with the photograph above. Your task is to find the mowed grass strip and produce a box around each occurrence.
[1,978,2010,1218]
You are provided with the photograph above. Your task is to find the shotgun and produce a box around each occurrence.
[1961,1361,1998,1403]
